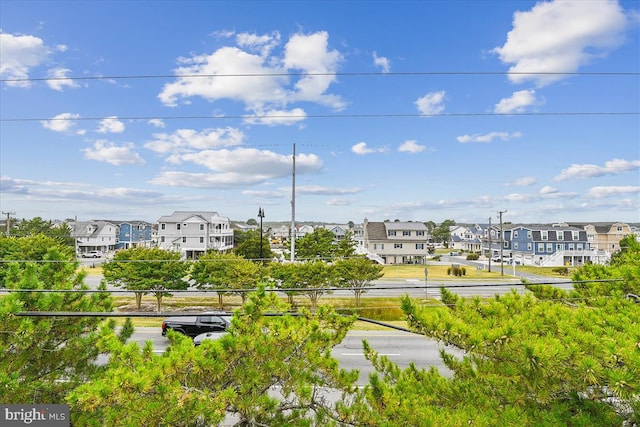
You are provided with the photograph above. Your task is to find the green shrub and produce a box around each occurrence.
[447,266,467,277]
[551,266,570,275]
[466,253,479,260]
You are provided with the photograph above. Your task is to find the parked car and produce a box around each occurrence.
[161,312,231,338]
[81,250,102,258]
[193,331,228,346]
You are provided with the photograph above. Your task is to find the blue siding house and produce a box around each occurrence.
[113,221,153,250]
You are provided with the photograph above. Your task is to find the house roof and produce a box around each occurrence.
[157,211,227,223]
[384,221,427,231]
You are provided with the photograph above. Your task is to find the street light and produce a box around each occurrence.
[258,207,265,260]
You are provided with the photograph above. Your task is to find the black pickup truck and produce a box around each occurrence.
[161,312,231,338]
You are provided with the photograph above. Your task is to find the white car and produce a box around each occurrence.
[81,251,102,258]
[193,331,228,346]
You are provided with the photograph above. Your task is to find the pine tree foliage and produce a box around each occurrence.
[0,235,114,404]
[68,286,360,426]
[343,245,640,426]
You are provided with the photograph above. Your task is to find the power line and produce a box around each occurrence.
[1,70,638,84]
[2,111,637,123]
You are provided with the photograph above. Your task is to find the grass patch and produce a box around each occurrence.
[382,264,503,279]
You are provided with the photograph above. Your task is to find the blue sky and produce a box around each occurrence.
[1,0,639,225]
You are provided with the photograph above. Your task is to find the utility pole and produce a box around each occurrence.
[258,207,265,260]
[498,210,507,276]
[487,216,492,272]
[290,143,296,263]
[2,211,15,236]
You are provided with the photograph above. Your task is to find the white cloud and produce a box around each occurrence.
[148,118,166,128]
[415,91,445,115]
[41,112,85,134]
[351,142,387,155]
[586,186,640,198]
[494,89,538,114]
[144,127,245,154]
[457,131,522,143]
[373,51,390,73]
[236,31,280,57]
[539,185,558,195]
[398,140,426,153]
[555,158,640,181]
[296,185,362,195]
[83,140,145,165]
[97,116,125,134]
[46,67,78,91]
[507,176,537,186]
[158,31,344,115]
[150,148,322,189]
[244,108,307,126]
[493,0,628,86]
[0,32,50,87]
[326,197,353,206]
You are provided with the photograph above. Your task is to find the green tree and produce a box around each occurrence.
[191,252,260,308]
[0,233,76,287]
[343,253,640,425]
[267,261,300,306]
[335,230,358,259]
[9,217,74,247]
[246,218,258,226]
[68,286,359,426]
[102,247,189,311]
[293,260,334,310]
[0,235,116,404]
[234,229,273,261]
[289,228,337,260]
[333,256,384,306]
[431,219,455,247]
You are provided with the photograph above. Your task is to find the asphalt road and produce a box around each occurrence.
[122,327,459,386]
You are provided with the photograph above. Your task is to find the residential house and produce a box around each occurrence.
[484,224,593,267]
[363,219,429,264]
[71,220,118,255]
[156,211,233,259]
[323,224,350,241]
[563,222,634,254]
[111,220,153,250]
[449,224,484,252]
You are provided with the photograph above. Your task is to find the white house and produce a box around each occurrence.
[156,211,233,259]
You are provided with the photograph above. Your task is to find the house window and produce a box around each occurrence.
[514,231,519,238]
[572,231,579,240]
[546,243,553,252]
[617,226,623,232]
[182,237,186,243]
[577,243,583,250]
[388,230,396,237]
[416,231,425,236]
[528,243,532,251]
[538,243,545,252]
[568,243,574,250]
[394,243,403,249]
[200,237,204,243]
[200,224,204,230]
[527,231,532,239]
[541,231,548,241]
[403,231,411,236]
[183,223,188,228]
[556,244,563,251]
[176,224,181,230]
[374,243,384,250]
[161,224,166,230]
[161,236,165,242]
[514,242,519,249]
[416,243,424,250]
[503,241,509,248]
[557,231,564,240]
